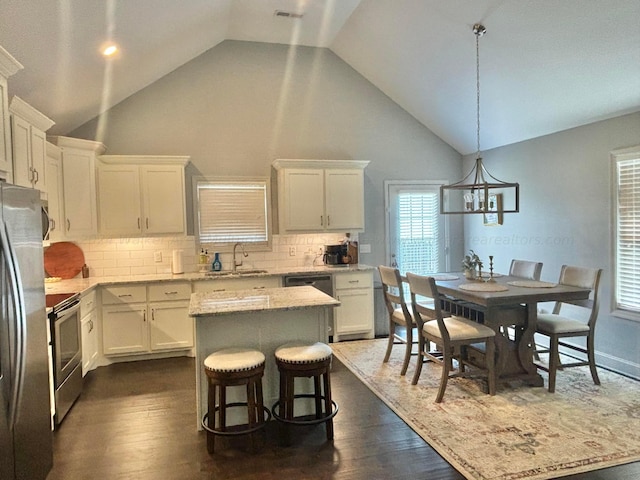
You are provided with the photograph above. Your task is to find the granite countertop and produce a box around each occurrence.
[188,285,340,317]
[44,264,375,296]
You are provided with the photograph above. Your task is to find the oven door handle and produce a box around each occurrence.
[1,221,27,430]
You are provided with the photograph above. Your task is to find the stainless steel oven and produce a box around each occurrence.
[47,293,82,426]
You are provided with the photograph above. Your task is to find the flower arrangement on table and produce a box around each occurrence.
[462,250,483,279]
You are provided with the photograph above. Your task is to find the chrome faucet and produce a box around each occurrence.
[232,243,248,272]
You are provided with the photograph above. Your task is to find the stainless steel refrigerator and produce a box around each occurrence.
[0,182,53,480]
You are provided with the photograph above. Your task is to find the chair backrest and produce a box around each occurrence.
[554,265,603,328]
[406,273,450,343]
[378,265,411,320]
[509,259,543,280]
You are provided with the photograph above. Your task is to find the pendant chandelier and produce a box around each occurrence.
[440,23,519,215]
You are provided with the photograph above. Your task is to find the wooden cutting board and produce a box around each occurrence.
[44,242,85,279]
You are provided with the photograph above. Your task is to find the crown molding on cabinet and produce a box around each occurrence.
[99,155,190,166]
[9,96,55,131]
[0,45,23,78]
[48,135,106,155]
[272,159,369,170]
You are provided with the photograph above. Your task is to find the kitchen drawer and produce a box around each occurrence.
[102,284,147,304]
[334,271,373,290]
[80,289,97,316]
[192,276,280,293]
[148,281,191,302]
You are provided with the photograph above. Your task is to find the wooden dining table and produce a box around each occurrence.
[432,272,591,387]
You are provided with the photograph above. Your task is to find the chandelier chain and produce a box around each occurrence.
[475,25,482,159]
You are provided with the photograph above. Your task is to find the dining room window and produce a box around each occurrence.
[194,176,271,250]
[612,146,640,319]
[385,181,448,276]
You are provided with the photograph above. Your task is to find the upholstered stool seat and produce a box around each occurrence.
[272,342,338,441]
[202,348,271,453]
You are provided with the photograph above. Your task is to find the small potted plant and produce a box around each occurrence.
[462,250,483,279]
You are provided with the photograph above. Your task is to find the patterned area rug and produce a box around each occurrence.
[332,338,640,480]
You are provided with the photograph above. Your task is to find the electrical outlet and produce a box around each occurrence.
[360,244,372,254]
[154,251,162,262]
[289,246,296,256]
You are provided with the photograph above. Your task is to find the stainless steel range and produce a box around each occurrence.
[46,292,82,426]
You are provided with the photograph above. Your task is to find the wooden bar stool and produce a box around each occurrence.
[201,348,271,453]
[272,342,339,441]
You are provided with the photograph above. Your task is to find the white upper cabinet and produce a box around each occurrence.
[0,46,22,179]
[48,136,106,239]
[44,141,65,242]
[10,96,55,195]
[97,155,189,237]
[273,159,369,233]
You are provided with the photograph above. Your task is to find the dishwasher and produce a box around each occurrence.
[283,274,335,338]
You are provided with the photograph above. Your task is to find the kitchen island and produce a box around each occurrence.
[189,285,340,428]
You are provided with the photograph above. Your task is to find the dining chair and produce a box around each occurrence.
[509,259,543,280]
[534,265,603,393]
[406,273,496,402]
[378,265,417,376]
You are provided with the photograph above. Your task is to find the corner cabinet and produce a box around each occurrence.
[97,155,189,237]
[44,142,65,242]
[332,270,374,342]
[0,46,23,179]
[48,136,106,239]
[273,159,369,234]
[9,96,55,195]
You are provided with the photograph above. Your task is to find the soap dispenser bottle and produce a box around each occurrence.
[212,252,222,271]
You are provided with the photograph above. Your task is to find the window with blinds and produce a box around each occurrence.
[195,178,270,248]
[397,190,440,275]
[613,146,640,318]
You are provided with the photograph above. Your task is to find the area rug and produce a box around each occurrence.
[332,338,640,480]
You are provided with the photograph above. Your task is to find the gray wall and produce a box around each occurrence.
[71,40,463,269]
[463,111,640,378]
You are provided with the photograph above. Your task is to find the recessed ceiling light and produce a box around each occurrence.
[101,43,118,57]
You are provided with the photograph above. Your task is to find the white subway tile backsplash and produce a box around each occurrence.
[70,233,348,277]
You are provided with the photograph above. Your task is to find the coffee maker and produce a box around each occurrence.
[323,244,352,265]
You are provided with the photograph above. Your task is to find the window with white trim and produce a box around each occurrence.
[612,146,640,318]
[194,177,271,250]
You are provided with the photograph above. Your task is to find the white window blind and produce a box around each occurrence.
[397,190,440,275]
[196,179,269,246]
[614,148,640,315]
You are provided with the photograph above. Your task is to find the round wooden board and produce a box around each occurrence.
[44,242,85,279]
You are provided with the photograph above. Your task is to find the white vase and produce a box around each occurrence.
[464,268,476,280]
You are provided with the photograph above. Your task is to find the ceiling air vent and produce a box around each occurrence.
[274,10,304,19]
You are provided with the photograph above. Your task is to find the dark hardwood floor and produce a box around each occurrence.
[47,356,640,480]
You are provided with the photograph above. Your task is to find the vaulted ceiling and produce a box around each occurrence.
[1,0,638,155]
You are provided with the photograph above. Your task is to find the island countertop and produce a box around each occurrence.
[188,285,340,317]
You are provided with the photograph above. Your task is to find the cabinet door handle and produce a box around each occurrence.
[138,218,141,229]
[146,218,149,229]
[348,280,360,284]
[28,166,34,183]
[34,169,39,184]
[151,309,155,321]
[327,215,330,226]
[320,215,323,226]
[143,310,147,322]
[118,294,133,298]
[165,291,178,295]
[66,219,71,231]
[49,218,55,231]
[212,288,226,292]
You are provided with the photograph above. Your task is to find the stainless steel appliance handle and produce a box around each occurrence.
[0,221,27,429]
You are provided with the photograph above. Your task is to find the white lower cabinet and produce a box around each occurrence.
[333,271,374,342]
[101,282,193,356]
[80,289,98,376]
